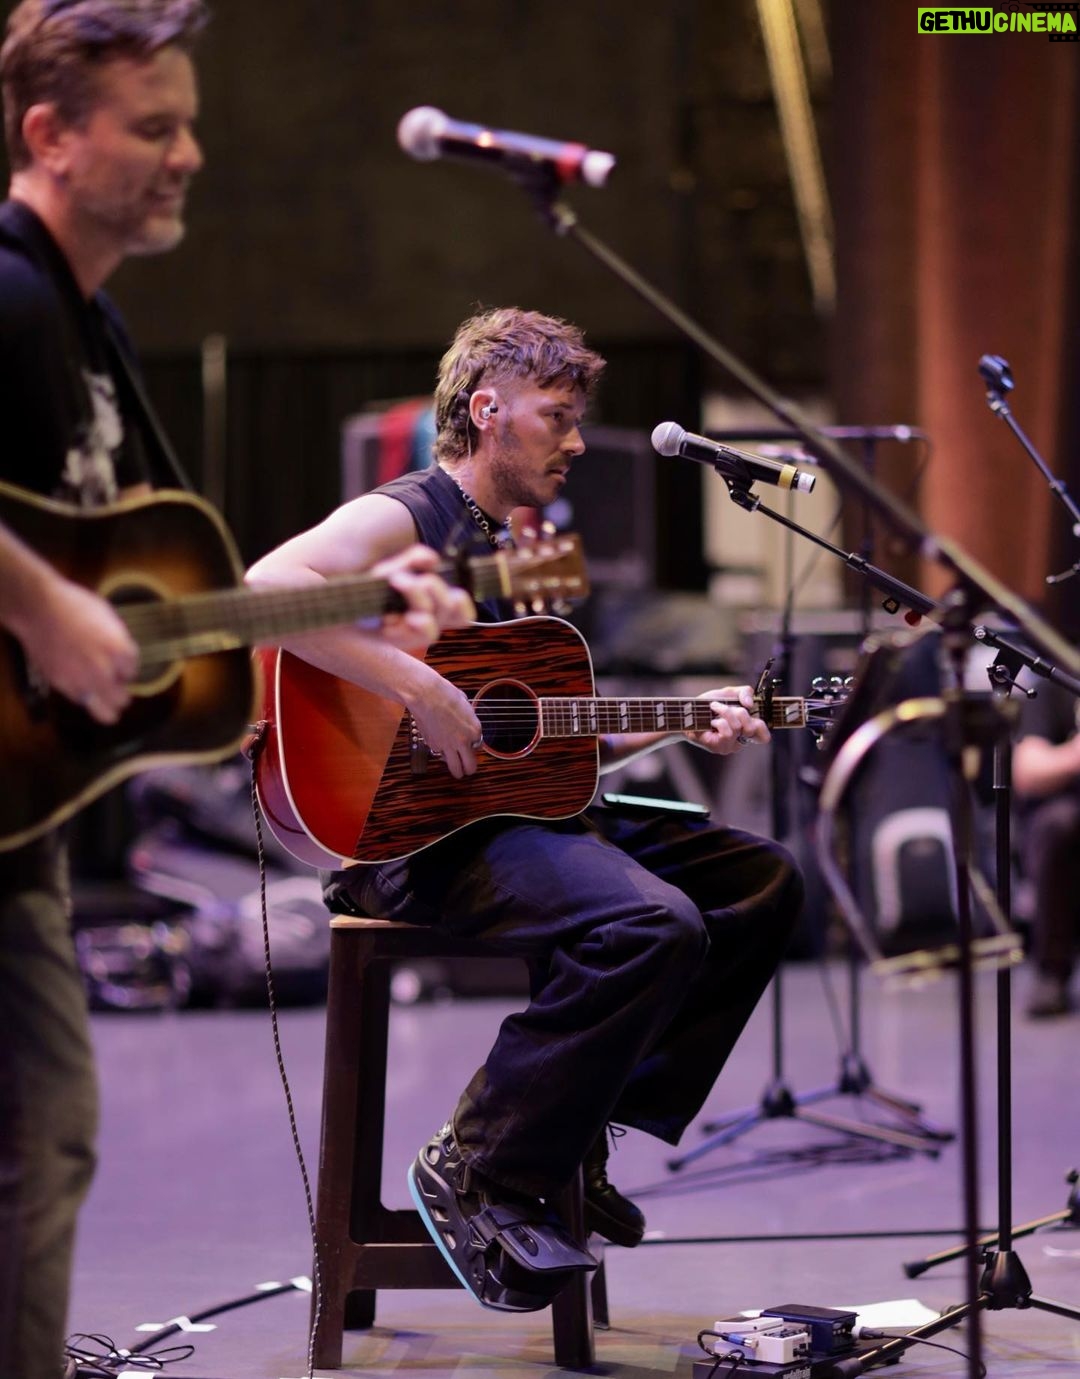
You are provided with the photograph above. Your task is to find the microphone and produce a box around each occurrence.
[397,106,616,188]
[979,353,1014,395]
[651,421,817,494]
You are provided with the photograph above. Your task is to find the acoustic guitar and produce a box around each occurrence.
[0,480,587,851]
[254,615,847,868]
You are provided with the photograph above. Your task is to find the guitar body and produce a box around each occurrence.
[257,617,601,867]
[0,483,255,850]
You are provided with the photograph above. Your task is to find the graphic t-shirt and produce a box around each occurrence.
[0,200,149,504]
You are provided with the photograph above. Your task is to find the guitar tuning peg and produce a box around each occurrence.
[550,599,571,616]
[512,599,526,617]
[540,520,555,536]
[530,597,546,614]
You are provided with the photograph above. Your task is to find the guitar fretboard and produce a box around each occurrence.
[116,545,583,663]
[538,695,809,736]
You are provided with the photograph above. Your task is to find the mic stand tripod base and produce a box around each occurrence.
[904,1168,1080,1278]
[666,967,948,1173]
[824,1262,1080,1378]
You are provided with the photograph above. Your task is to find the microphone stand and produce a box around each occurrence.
[668,456,952,1171]
[979,353,1080,590]
[509,169,1080,683]
[502,168,1080,1379]
[899,362,1080,1304]
[900,629,1080,1299]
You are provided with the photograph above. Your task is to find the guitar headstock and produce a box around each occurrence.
[807,674,855,746]
[749,667,854,741]
[471,532,590,615]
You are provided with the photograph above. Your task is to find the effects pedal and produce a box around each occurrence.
[760,1304,857,1355]
[699,1316,812,1374]
[692,1305,872,1379]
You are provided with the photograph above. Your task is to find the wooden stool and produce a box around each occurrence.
[311,916,607,1368]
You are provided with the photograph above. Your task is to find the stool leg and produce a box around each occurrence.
[312,932,385,1364]
[342,955,394,1331]
[344,1290,377,1329]
[591,1255,609,1329]
[311,1279,346,1369]
[550,1169,595,1368]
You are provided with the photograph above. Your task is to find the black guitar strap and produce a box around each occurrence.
[98,307,194,493]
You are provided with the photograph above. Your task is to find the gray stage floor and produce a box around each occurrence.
[71,961,1080,1379]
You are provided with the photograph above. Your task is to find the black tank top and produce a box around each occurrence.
[376,465,507,622]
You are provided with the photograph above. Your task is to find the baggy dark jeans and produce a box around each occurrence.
[326,804,802,1197]
[0,835,98,1379]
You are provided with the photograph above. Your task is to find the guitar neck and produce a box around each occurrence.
[117,553,531,663]
[538,695,810,736]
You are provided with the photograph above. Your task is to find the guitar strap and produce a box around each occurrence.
[0,202,194,494]
[98,308,194,492]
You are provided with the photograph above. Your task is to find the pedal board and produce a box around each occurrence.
[692,1341,880,1379]
[693,1305,871,1379]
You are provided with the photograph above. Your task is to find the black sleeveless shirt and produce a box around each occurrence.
[376,465,508,622]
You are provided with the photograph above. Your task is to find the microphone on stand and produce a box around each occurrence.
[978,353,1014,396]
[651,421,817,493]
[397,107,616,188]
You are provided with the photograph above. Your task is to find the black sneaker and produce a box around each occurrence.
[408,1123,598,1312]
[583,1126,646,1247]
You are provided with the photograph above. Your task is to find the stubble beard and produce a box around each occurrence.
[487,418,550,512]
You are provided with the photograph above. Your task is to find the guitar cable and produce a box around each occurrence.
[245,723,324,1379]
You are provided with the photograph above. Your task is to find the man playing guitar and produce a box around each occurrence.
[0,6,469,1376]
[246,307,804,1313]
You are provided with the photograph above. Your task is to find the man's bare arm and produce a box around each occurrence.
[245,493,482,778]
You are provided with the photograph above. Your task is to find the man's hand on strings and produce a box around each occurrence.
[371,545,475,650]
[685,684,770,756]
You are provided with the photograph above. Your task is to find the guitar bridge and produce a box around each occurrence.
[409,717,432,775]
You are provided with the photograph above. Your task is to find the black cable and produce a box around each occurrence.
[65,1332,194,1374]
[126,1281,307,1358]
[696,1331,744,1378]
[249,757,323,1379]
[638,1227,991,1245]
[861,1327,987,1377]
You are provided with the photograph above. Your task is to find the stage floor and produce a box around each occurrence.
[72,960,1080,1379]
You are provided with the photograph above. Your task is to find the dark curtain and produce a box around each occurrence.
[831,0,1080,632]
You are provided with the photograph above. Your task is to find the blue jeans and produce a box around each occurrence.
[0,836,98,1379]
[325,805,802,1197]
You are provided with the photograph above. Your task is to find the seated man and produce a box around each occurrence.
[1014,681,1080,1018]
[246,307,803,1310]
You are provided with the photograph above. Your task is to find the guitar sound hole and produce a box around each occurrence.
[107,583,173,689]
[474,680,539,756]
